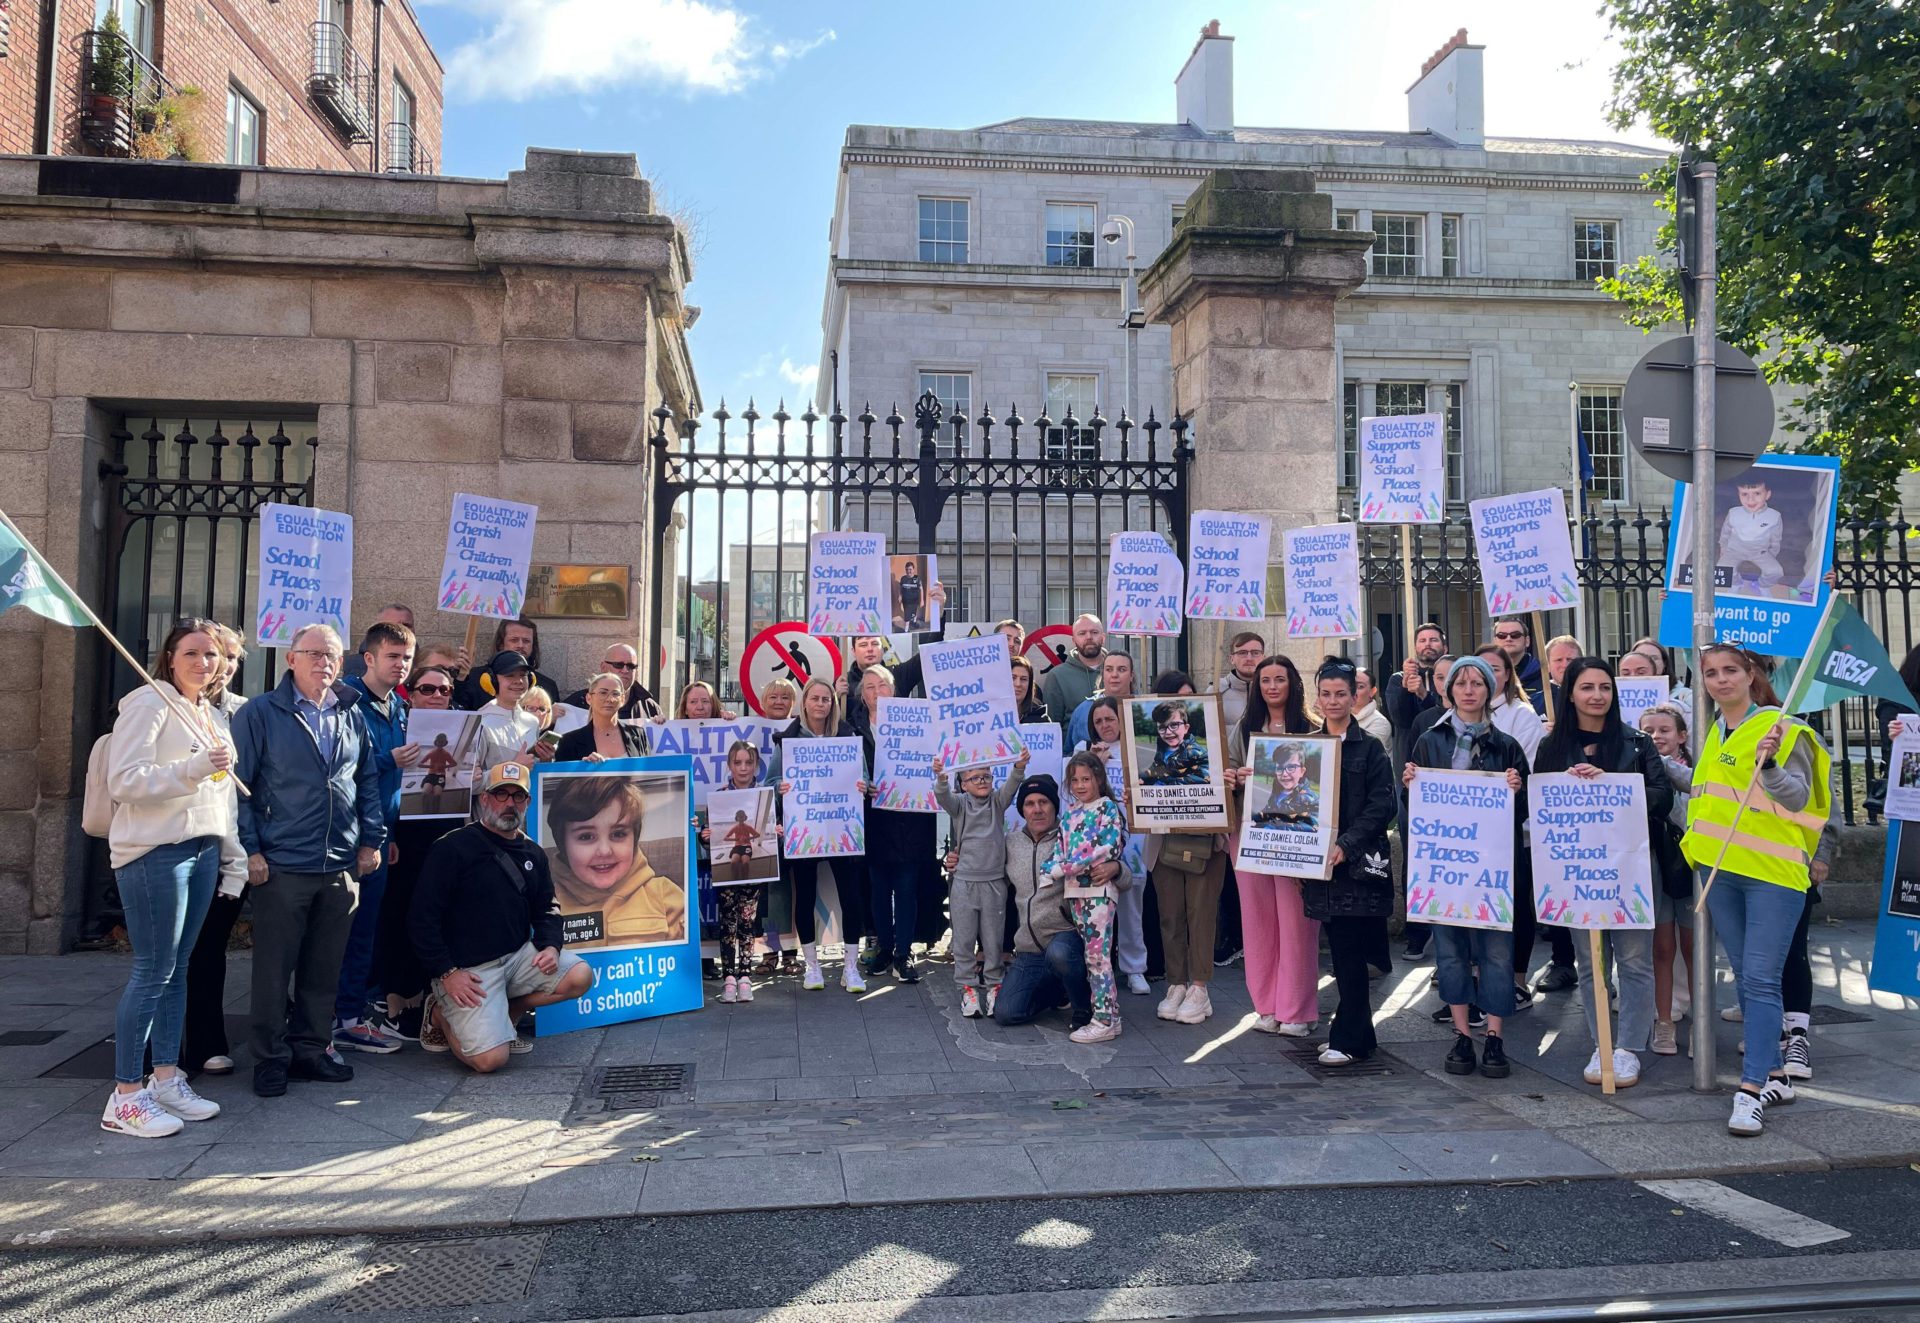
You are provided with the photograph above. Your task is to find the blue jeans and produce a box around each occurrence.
[993,932,1090,1026]
[867,858,920,962]
[114,837,219,1084]
[1705,868,1805,1087]
[1433,924,1516,1018]
[334,858,388,1024]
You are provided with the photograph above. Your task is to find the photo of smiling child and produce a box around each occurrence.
[541,772,689,950]
[1119,695,1231,830]
[1669,460,1837,604]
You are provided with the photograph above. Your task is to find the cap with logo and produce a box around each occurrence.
[483,761,531,793]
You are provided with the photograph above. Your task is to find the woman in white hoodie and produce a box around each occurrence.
[102,618,245,1139]
[1476,644,1543,766]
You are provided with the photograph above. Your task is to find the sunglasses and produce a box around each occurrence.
[411,683,453,696]
[607,661,638,671]
[1493,631,1525,641]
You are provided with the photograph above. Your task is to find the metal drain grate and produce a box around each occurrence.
[336,1233,547,1313]
[596,1062,691,1110]
[0,1030,63,1047]
[1280,1042,1397,1079]
[1809,1005,1874,1026]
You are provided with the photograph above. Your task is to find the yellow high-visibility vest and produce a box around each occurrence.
[1682,708,1831,890]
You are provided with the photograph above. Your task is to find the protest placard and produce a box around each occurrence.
[807,532,886,636]
[645,717,783,808]
[1469,487,1580,616]
[1282,523,1361,639]
[399,710,481,819]
[870,698,941,813]
[1186,511,1270,621]
[1871,822,1920,999]
[708,787,779,888]
[1883,719,1920,823]
[781,736,867,857]
[1234,735,1341,879]
[996,722,1065,830]
[1404,770,1516,930]
[439,494,538,620]
[1118,695,1231,830]
[1357,413,1445,523]
[255,503,353,647]
[920,635,1027,770]
[1528,773,1654,929]
[1106,531,1183,636]
[888,553,939,632]
[1615,676,1670,731]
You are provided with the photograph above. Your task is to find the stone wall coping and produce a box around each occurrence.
[1142,221,1374,321]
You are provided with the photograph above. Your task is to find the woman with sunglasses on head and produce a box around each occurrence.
[557,672,649,762]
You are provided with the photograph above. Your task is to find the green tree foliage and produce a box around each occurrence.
[1600,0,1920,518]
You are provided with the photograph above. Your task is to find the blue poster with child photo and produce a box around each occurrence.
[529,755,703,1033]
[1658,453,1840,656]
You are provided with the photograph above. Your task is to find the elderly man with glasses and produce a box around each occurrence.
[231,623,385,1098]
[561,642,661,721]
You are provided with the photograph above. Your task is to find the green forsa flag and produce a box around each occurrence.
[1776,595,1912,714]
[0,519,91,627]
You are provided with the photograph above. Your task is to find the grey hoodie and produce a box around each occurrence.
[935,770,1020,883]
[1004,820,1075,956]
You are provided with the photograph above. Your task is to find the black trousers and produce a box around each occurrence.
[179,889,245,1073]
[788,857,869,946]
[1781,888,1817,1016]
[1325,915,1384,1058]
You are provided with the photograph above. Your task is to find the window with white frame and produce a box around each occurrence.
[1578,387,1629,502]
[226,85,262,165]
[1334,209,1358,230]
[1044,373,1098,463]
[918,371,972,457]
[918,197,969,263]
[1371,213,1423,276]
[1442,384,1466,507]
[1573,220,1619,281]
[1339,381,1360,490]
[1044,586,1078,628]
[1367,380,1465,505]
[1044,202,1096,267]
[1440,215,1461,277]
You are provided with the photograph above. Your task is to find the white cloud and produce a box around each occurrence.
[440,0,834,102]
[778,358,818,392]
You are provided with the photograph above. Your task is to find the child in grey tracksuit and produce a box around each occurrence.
[935,751,1028,1009]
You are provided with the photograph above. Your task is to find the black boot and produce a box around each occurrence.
[1444,1032,1477,1076]
[1536,964,1578,993]
[1480,1033,1511,1079]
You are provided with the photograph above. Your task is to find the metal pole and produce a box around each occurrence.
[1125,266,1140,425]
[1568,381,1589,646]
[1690,160,1719,1092]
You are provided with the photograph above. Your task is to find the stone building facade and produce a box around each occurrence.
[0,147,698,952]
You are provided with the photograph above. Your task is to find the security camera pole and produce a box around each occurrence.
[1104,214,1142,423]
[1687,159,1719,1092]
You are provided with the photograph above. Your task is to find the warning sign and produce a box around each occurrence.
[739,622,845,716]
[1021,624,1073,678]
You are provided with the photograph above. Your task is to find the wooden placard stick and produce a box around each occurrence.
[1591,928,1615,1095]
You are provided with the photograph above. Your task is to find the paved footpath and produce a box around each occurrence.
[1,919,1917,1247]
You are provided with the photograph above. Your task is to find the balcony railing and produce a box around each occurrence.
[385,121,433,175]
[308,21,374,143]
[75,28,177,157]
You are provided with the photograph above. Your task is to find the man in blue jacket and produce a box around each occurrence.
[233,623,387,1098]
[333,620,422,1054]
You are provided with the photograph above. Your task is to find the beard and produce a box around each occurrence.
[477,800,524,835]
[1076,641,1103,660]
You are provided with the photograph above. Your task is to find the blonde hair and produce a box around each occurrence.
[798,677,841,735]
[675,679,722,718]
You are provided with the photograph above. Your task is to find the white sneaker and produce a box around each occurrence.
[736,976,754,1003]
[149,1073,220,1122]
[842,962,867,993]
[1174,983,1213,1024]
[1157,983,1188,1021]
[961,986,982,1018]
[1070,1019,1120,1043]
[1316,1046,1354,1066]
[101,1088,183,1139]
[1651,1020,1679,1056]
[1126,973,1152,996]
[1782,1031,1812,1080]
[1760,1076,1797,1106]
[985,984,1000,1017]
[1612,1049,1642,1089]
[1583,1049,1605,1085]
[1252,1014,1280,1034]
[720,976,738,1004]
[201,1055,234,1075]
[1277,1021,1316,1037]
[803,962,825,991]
[1721,1004,1744,1023]
[1728,1089,1766,1136]
[508,1034,534,1055]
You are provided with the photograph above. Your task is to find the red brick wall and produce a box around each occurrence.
[0,0,44,156]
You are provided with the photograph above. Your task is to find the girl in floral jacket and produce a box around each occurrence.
[1047,751,1133,1043]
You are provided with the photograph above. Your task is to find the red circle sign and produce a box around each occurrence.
[738,622,845,716]
[1021,624,1074,676]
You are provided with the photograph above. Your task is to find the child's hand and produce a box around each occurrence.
[1014,750,1030,774]
[943,851,958,871]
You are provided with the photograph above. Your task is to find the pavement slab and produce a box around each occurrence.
[1553,1117,1830,1178]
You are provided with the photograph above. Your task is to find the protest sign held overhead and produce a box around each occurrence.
[1357,413,1445,523]
[1405,770,1515,930]
[1469,487,1580,616]
[1282,523,1361,640]
[1528,773,1654,929]
[1107,530,1183,636]
[920,635,1026,770]
[781,736,867,857]
[807,532,887,636]
[1185,511,1270,621]
[256,502,352,647]
[870,698,941,813]
[440,494,537,620]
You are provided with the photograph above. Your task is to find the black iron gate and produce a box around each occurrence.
[648,392,1193,707]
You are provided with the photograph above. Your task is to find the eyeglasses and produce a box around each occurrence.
[1493,630,1526,641]
[411,683,453,696]
[485,787,529,803]
[606,661,638,671]
[1231,645,1264,657]
[291,649,342,662]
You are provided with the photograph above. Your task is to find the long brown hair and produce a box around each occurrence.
[1474,644,1528,706]
[152,617,223,698]
[1063,750,1115,804]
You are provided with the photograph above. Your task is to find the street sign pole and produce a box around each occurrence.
[1690,160,1719,1092]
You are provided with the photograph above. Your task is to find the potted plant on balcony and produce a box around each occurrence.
[132,85,211,161]
[87,10,135,117]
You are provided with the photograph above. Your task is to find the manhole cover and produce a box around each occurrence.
[1809,1005,1873,1026]
[336,1233,547,1313]
[1280,1042,1396,1079]
[0,1031,63,1047]
[597,1063,692,1110]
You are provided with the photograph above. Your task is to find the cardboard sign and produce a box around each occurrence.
[1404,770,1516,930]
[1118,695,1231,830]
[921,635,1027,770]
[1884,719,1920,823]
[1106,531,1184,636]
[1469,487,1580,616]
[888,553,939,633]
[707,787,779,888]
[255,502,353,647]
[996,722,1065,831]
[1186,511,1271,621]
[1528,773,1654,929]
[1282,522,1361,640]
[781,736,867,857]
[646,717,782,808]
[870,698,941,813]
[399,710,482,820]
[1357,413,1445,523]
[1234,735,1341,879]
[807,532,886,636]
[439,493,538,619]
[1871,821,1920,999]
[1615,676,1671,730]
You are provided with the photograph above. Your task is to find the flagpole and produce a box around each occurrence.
[0,509,251,798]
[1568,381,1588,645]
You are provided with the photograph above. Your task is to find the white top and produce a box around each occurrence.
[1720,505,1782,556]
[1490,693,1543,765]
[106,682,246,881]
[1354,700,1391,746]
[477,704,541,772]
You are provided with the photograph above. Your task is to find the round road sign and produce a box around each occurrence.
[738,622,844,716]
[1021,624,1073,677]
[1622,335,1774,483]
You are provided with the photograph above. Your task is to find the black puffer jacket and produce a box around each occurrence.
[1301,723,1398,921]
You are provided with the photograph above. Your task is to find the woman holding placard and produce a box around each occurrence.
[1226,655,1320,1037]
[769,678,870,993]
[851,666,936,985]
[1535,658,1673,1090]
[1405,655,1527,1080]
[1683,645,1830,1136]
[1302,659,1396,1068]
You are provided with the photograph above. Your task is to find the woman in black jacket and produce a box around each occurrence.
[1301,658,1397,1067]
[1406,655,1527,1080]
[851,665,937,985]
[1534,657,1673,1090]
[768,678,871,992]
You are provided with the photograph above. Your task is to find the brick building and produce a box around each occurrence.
[0,0,441,173]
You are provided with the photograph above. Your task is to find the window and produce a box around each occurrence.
[748,569,806,631]
[1334,210,1359,231]
[918,198,968,263]
[1440,215,1461,277]
[1578,387,1629,503]
[1044,373,1098,463]
[1170,202,1187,232]
[99,0,154,60]
[389,74,416,170]
[1044,202,1096,267]
[1371,381,1465,505]
[225,85,262,165]
[918,371,972,456]
[1371,214,1423,276]
[1443,383,1466,506]
[1574,220,1619,281]
[1339,381,1360,490]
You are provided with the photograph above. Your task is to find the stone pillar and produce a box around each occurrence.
[1139,168,1370,686]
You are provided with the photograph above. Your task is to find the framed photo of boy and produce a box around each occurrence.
[708,786,779,886]
[1118,695,1232,830]
[1233,735,1342,880]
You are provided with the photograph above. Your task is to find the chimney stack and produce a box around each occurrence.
[1406,28,1484,147]
[1176,20,1234,135]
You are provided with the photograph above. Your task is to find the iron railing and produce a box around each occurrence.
[75,28,176,156]
[385,121,433,175]
[308,21,374,143]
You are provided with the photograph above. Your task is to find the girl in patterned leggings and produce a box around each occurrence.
[1048,751,1132,1044]
[703,740,767,1004]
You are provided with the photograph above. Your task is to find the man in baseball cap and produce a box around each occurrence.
[408,760,590,1071]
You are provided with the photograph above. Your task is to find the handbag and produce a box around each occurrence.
[1158,832,1216,875]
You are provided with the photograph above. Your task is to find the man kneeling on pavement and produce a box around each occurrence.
[410,762,593,1072]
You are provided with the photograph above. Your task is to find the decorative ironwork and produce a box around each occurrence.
[308,21,375,143]
[75,28,176,157]
[385,121,433,175]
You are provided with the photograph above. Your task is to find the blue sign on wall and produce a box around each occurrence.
[1871,821,1920,1001]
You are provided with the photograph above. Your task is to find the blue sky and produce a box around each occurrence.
[414,0,1644,419]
